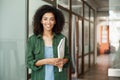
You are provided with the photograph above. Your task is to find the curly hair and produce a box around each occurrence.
[32,5,65,35]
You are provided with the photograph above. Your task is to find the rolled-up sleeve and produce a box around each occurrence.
[26,37,43,71]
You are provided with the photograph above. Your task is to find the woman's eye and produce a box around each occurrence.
[50,18,55,21]
[43,18,47,20]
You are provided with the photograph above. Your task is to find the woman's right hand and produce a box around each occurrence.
[35,58,62,67]
[48,58,63,67]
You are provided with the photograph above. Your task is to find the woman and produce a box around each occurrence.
[26,5,70,80]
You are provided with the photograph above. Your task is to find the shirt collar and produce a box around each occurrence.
[36,33,57,38]
[36,34,42,38]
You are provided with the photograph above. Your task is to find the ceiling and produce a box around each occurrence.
[109,0,120,11]
[92,0,109,12]
[58,0,120,17]
[91,0,120,11]
[58,0,120,11]
[85,0,120,17]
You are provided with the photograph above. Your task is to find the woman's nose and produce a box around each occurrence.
[46,20,51,23]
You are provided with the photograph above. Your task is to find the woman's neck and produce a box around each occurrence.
[42,31,53,46]
[43,31,53,38]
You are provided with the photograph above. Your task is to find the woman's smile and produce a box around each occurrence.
[41,12,56,31]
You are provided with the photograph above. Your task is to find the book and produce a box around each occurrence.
[57,37,65,72]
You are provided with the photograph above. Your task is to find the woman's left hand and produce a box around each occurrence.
[55,58,68,68]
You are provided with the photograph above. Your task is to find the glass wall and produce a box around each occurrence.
[71,14,77,75]
[84,20,89,54]
[90,23,94,51]
[43,1,95,77]
[71,15,83,78]
[90,23,94,66]
[78,18,82,75]
[57,0,70,9]
[90,9,94,22]
[84,3,89,20]
[72,0,83,16]
[78,19,82,56]
[0,0,26,80]
[59,9,70,40]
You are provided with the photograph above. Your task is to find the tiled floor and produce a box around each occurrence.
[72,54,120,80]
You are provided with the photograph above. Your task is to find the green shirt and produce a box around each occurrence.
[26,33,71,80]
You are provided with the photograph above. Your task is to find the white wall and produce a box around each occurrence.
[0,0,26,80]
[109,11,120,51]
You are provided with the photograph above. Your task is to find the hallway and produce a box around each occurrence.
[80,54,109,80]
[75,54,110,80]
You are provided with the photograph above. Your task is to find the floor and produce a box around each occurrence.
[72,54,120,80]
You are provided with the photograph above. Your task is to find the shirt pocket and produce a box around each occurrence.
[34,48,43,59]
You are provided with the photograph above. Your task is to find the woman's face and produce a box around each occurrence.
[41,12,56,32]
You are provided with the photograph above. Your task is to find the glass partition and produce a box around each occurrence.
[90,23,94,51]
[78,19,82,56]
[71,15,77,78]
[72,0,83,16]
[0,0,26,80]
[71,15,83,78]
[90,9,94,22]
[84,20,89,54]
[59,9,70,40]
[84,20,89,72]
[84,4,89,20]
[57,0,70,9]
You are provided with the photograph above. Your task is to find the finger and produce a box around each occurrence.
[55,62,57,66]
[55,62,58,66]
